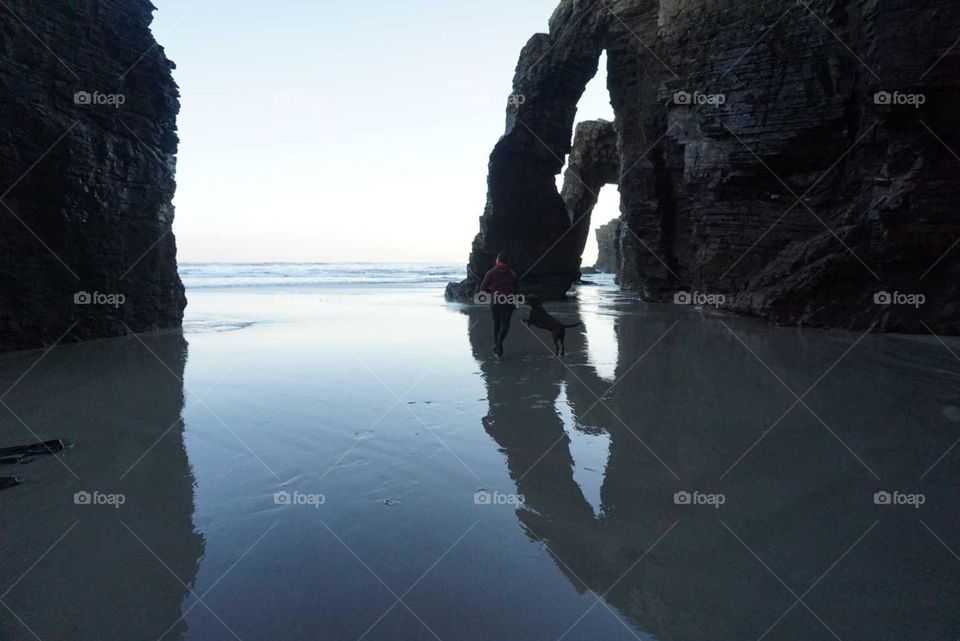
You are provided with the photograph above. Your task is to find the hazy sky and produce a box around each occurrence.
[152,0,617,264]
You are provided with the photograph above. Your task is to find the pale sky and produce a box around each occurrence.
[152,0,618,264]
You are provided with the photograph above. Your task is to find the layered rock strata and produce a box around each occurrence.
[0,0,184,351]
[594,218,621,273]
[450,0,960,332]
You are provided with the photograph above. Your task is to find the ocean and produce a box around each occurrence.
[179,263,466,290]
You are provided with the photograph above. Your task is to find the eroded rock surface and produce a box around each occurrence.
[444,3,609,302]
[451,0,960,332]
[0,0,184,351]
[561,120,620,268]
[594,218,620,273]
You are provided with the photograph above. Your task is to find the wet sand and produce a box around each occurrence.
[1,277,959,640]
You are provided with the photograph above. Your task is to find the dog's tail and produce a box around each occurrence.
[563,322,583,328]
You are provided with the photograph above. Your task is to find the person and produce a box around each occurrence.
[479,252,520,357]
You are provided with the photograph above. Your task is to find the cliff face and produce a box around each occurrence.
[451,0,960,333]
[561,120,620,268]
[594,218,620,273]
[444,4,609,301]
[0,0,184,352]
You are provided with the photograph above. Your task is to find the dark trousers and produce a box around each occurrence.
[491,303,515,352]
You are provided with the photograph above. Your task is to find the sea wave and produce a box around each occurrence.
[179,263,464,289]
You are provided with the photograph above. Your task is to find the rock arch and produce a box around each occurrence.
[445,1,612,300]
[450,0,960,332]
[560,119,620,272]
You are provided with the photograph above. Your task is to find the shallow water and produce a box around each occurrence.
[1,276,958,640]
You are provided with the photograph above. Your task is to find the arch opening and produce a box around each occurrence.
[557,50,620,274]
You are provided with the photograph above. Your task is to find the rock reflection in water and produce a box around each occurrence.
[467,295,960,641]
[0,332,203,641]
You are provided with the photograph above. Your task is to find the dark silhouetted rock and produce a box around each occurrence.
[560,120,620,275]
[594,218,620,273]
[445,4,609,301]
[450,0,960,332]
[0,0,185,351]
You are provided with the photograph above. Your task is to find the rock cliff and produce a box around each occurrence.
[449,0,960,333]
[561,119,620,269]
[594,218,620,273]
[0,0,184,352]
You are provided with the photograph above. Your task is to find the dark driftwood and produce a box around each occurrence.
[0,439,70,464]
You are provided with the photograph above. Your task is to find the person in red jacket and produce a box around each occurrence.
[479,252,521,356]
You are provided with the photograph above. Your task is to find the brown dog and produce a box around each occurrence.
[522,296,582,356]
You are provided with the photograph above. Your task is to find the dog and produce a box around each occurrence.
[522,295,582,357]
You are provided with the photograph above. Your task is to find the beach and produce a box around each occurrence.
[1,264,959,641]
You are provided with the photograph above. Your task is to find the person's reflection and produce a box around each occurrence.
[0,331,203,641]
[468,307,596,527]
[468,303,638,606]
[467,303,754,639]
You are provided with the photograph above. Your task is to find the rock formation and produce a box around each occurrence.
[560,120,620,266]
[449,0,960,333]
[444,5,609,302]
[0,0,184,352]
[593,218,620,273]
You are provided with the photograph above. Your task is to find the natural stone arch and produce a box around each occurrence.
[450,0,960,332]
[445,1,611,300]
[560,119,620,272]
